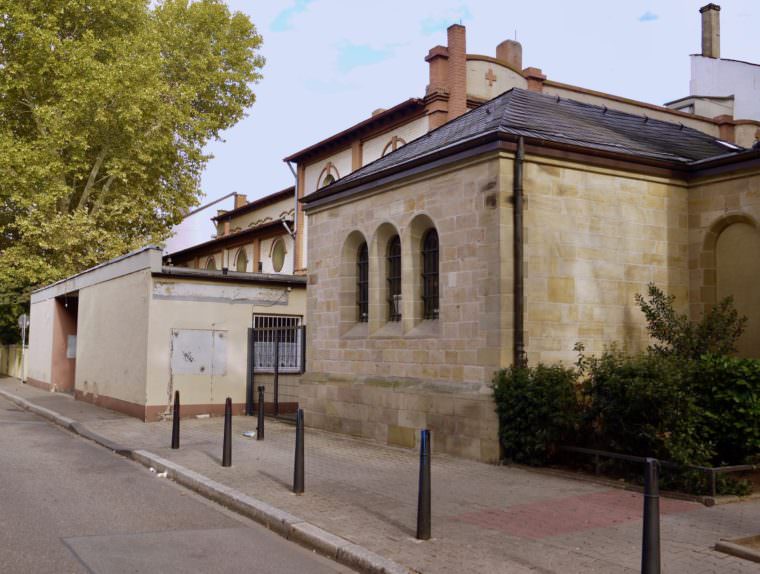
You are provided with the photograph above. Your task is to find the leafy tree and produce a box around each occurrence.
[0,0,263,342]
[635,283,747,360]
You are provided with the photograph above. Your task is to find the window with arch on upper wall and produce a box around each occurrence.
[386,235,402,321]
[271,238,286,273]
[318,162,340,189]
[381,136,407,157]
[421,228,439,320]
[235,248,248,273]
[206,256,217,270]
[357,242,369,322]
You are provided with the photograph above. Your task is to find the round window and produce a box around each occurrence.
[272,239,286,272]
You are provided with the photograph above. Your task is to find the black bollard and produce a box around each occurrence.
[416,429,431,540]
[222,397,232,467]
[641,458,661,574]
[257,385,265,440]
[293,408,305,494]
[171,390,180,449]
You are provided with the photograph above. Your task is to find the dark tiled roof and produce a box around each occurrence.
[322,88,743,192]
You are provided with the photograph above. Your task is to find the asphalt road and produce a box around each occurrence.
[0,398,353,574]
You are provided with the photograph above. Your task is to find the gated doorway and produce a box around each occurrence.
[247,314,305,418]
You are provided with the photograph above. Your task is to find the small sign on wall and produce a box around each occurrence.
[170,329,227,376]
[66,335,77,359]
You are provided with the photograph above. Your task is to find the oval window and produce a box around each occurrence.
[272,239,286,273]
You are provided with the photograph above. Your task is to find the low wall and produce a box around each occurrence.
[0,345,28,380]
[296,375,500,463]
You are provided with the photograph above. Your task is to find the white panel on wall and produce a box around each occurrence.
[170,329,227,375]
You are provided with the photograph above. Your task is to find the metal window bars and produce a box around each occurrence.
[421,229,439,320]
[252,315,304,373]
[387,235,402,321]
[357,242,369,322]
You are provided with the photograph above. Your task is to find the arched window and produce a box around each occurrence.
[205,256,217,270]
[271,239,286,273]
[381,135,407,157]
[357,242,369,322]
[386,235,401,321]
[235,248,248,273]
[321,174,335,187]
[421,229,439,320]
[318,162,339,188]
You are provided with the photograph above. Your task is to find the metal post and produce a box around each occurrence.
[641,458,661,574]
[416,429,431,540]
[257,385,265,440]
[293,408,305,494]
[171,390,180,449]
[246,327,254,416]
[222,397,232,467]
[273,328,280,417]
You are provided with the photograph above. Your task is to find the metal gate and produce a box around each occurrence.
[246,315,305,417]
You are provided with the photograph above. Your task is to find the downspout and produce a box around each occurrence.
[513,137,526,368]
[286,160,299,269]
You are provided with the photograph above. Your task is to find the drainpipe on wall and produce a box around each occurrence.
[286,160,299,258]
[513,137,526,368]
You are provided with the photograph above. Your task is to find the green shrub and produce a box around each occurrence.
[635,283,747,360]
[577,347,714,466]
[492,364,580,465]
[693,355,760,465]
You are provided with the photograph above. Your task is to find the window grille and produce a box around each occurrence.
[421,229,439,320]
[357,242,369,322]
[387,235,402,321]
[252,314,304,373]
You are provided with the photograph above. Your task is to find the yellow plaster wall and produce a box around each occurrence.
[466,59,527,102]
[28,298,55,384]
[226,196,294,232]
[361,115,429,165]
[145,277,306,411]
[75,269,151,405]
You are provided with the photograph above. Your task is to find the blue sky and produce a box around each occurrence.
[200,0,760,206]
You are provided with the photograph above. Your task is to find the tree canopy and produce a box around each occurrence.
[0,0,263,342]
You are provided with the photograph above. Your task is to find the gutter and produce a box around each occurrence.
[513,137,526,368]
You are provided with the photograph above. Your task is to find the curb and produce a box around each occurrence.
[715,537,760,563]
[0,387,410,574]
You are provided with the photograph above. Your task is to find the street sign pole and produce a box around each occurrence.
[18,314,28,384]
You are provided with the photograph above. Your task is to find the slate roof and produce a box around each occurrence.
[314,88,743,196]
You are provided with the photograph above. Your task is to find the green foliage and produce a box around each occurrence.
[0,0,264,340]
[492,364,580,465]
[577,347,714,466]
[635,283,747,360]
[693,355,760,465]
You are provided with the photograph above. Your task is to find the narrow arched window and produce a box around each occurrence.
[422,229,439,320]
[387,235,401,321]
[206,256,217,270]
[357,242,369,322]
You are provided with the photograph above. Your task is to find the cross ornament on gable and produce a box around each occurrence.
[485,68,497,87]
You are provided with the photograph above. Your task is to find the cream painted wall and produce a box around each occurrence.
[542,83,721,138]
[303,147,353,194]
[145,276,306,410]
[361,116,429,166]
[259,234,295,275]
[27,298,55,384]
[466,59,527,102]
[227,197,294,232]
[76,269,151,405]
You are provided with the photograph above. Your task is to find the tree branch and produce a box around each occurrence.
[76,148,107,211]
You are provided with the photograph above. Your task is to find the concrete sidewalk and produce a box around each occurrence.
[2,377,758,574]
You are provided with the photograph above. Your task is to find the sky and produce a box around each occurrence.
[199,0,760,206]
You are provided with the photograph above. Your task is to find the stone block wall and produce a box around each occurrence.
[302,156,505,461]
[521,158,690,364]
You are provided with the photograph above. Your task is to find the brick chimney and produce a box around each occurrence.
[700,4,720,59]
[234,193,247,209]
[496,39,522,71]
[447,24,467,121]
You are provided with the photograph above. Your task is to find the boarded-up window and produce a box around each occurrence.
[170,329,227,375]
